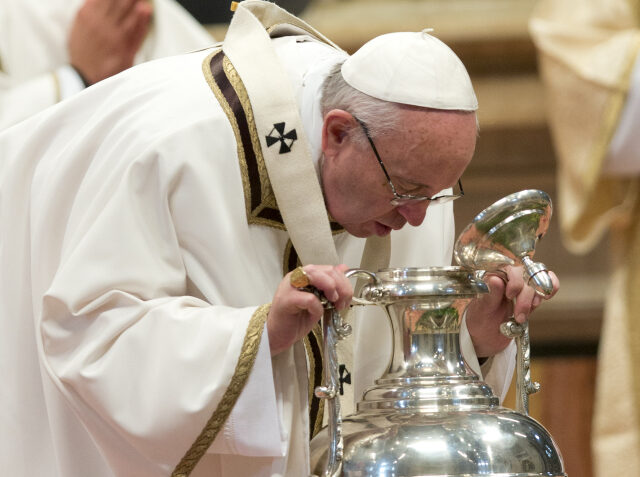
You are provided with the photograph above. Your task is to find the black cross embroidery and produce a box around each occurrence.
[265,122,297,154]
[339,364,351,395]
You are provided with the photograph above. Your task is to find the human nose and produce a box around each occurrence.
[396,200,429,226]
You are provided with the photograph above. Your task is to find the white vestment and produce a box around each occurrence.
[0,0,214,129]
[0,12,514,477]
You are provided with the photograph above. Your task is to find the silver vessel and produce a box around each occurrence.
[309,190,566,477]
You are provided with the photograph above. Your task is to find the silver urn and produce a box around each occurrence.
[309,190,566,477]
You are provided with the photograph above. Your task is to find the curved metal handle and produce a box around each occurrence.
[312,269,380,476]
[297,268,382,475]
[500,319,540,415]
[295,269,382,307]
[345,268,381,306]
[315,307,348,477]
[479,267,543,415]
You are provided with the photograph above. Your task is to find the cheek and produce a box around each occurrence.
[324,157,392,222]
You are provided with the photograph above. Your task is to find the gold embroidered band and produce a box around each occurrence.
[171,303,271,477]
[203,49,286,230]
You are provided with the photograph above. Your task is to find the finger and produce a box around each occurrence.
[481,275,507,308]
[544,271,560,299]
[288,264,353,309]
[304,267,340,303]
[503,266,525,300]
[119,1,151,34]
[124,2,152,46]
[335,263,349,274]
[82,0,109,17]
[296,291,324,322]
[330,265,353,310]
[532,294,543,309]
[279,287,322,320]
[108,0,139,23]
[513,284,536,323]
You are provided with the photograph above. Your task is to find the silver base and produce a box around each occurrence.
[311,405,566,477]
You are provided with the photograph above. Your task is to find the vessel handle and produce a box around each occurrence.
[345,268,381,305]
[306,269,379,476]
[500,317,540,415]
[314,305,348,476]
[479,270,541,415]
[299,269,380,475]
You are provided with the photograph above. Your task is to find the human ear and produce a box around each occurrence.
[321,109,357,158]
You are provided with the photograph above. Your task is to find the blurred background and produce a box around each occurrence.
[186,1,603,475]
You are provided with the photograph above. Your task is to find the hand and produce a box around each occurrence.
[68,0,153,85]
[465,266,560,358]
[267,264,352,356]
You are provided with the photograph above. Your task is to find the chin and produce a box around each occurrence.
[341,224,369,238]
[344,223,388,238]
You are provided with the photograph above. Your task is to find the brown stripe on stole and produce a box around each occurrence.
[284,240,325,439]
[208,51,285,228]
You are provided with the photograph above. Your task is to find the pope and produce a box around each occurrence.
[0,1,558,476]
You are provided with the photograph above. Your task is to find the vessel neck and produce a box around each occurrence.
[378,299,477,383]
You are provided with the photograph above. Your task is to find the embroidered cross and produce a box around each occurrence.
[265,122,297,154]
[339,364,351,395]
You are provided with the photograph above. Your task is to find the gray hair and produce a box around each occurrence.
[320,62,480,148]
[320,62,404,147]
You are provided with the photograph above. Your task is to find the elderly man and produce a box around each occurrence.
[0,1,557,476]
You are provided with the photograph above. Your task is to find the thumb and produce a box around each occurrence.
[481,275,509,309]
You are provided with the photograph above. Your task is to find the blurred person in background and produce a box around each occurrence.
[0,0,214,130]
[530,1,640,475]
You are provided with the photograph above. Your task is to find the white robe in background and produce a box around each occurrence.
[0,0,214,130]
[0,29,514,477]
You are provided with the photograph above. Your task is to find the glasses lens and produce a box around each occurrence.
[391,192,463,207]
[390,196,429,207]
[430,195,457,205]
[427,181,464,205]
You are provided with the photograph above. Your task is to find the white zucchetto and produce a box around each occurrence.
[341,30,478,111]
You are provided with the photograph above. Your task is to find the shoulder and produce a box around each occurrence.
[272,34,346,73]
[2,48,235,190]
[74,49,231,147]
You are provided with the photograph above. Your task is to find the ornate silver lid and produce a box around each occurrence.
[454,189,554,295]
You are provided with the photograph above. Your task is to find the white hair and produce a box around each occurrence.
[320,62,404,146]
[320,62,480,147]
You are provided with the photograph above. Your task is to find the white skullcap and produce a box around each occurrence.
[341,30,478,111]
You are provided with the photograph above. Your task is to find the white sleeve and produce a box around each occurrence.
[602,53,640,176]
[0,62,85,131]
[207,325,284,456]
[0,1,76,129]
[481,341,516,403]
[460,316,516,403]
[31,135,285,472]
[55,64,86,99]
[0,70,60,129]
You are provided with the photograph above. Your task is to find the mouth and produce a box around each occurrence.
[374,222,393,236]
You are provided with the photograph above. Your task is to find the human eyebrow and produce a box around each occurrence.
[393,177,431,195]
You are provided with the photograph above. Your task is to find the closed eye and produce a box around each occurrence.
[393,178,431,196]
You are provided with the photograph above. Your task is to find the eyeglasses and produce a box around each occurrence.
[354,116,464,207]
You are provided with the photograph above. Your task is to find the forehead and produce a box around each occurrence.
[383,109,477,186]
